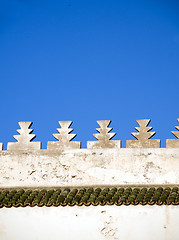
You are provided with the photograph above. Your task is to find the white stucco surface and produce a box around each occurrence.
[0,205,178,240]
[0,148,179,188]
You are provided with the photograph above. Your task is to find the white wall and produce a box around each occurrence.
[0,148,179,188]
[0,205,179,240]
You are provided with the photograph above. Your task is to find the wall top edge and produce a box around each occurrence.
[1,148,179,155]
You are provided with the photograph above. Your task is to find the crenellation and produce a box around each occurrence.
[0,118,179,150]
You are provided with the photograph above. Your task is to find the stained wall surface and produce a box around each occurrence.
[0,148,179,188]
[0,205,179,240]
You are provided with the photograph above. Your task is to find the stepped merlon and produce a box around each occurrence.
[126,119,160,148]
[166,119,179,148]
[87,120,121,149]
[7,122,41,151]
[47,121,81,150]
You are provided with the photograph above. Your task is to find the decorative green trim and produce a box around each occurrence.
[0,187,178,208]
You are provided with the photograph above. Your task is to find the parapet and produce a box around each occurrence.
[0,120,179,240]
[0,148,179,188]
[0,118,179,189]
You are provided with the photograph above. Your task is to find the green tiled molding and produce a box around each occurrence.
[0,187,179,208]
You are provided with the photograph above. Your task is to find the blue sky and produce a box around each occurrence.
[0,0,179,148]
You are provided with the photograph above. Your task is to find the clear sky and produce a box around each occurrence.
[0,0,179,148]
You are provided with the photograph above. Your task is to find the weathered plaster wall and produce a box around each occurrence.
[0,205,178,240]
[0,148,179,188]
